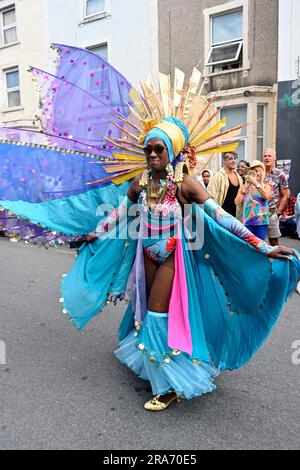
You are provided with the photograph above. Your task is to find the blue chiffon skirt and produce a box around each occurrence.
[115,311,219,399]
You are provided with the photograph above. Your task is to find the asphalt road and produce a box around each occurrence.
[0,237,299,450]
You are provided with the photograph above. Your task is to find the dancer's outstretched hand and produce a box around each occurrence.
[86,233,97,242]
[268,246,299,260]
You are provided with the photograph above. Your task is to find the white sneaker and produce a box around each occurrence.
[9,237,19,243]
[296,281,300,295]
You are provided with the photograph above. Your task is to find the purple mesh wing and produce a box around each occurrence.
[0,141,116,203]
[0,212,73,247]
[0,45,136,245]
[0,125,111,156]
[52,44,132,105]
[31,64,132,150]
[0,136,115,243]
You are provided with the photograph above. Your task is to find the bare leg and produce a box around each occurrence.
[147,252,175,313]
[144,252,177,406]
[143,252,159,296]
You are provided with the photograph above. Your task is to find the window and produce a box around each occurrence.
[87,43,108,61]
[221,105,247,160]
[257,105,267,160]
[206,9,243,71]
[86,43,109,98]
[85,0,106,17]
[1,7,17,46]
[212,10,243,44]
[4,68,21,108]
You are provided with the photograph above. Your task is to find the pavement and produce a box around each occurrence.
[0,236,299,450]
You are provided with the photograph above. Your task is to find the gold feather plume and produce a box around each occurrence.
[88,69,243,186]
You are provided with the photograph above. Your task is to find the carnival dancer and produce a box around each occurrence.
[113,118,298,411]
[0,46,299,412]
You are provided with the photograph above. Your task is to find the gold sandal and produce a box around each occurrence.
[144,394,181,412]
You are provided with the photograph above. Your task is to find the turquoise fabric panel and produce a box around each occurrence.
[0,182,130,236]
[115,311,218,400]
[115,204,299,372]
[57,199,300,368]
[118,303,135,342]
[62,230,137,330]
[193,205,300,370]
[181,238,211,362]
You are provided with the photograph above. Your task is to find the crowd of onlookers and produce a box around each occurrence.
[197,148,300,245]
[197,148,300,294]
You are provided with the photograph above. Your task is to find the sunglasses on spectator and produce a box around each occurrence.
[224,156,237,161]
[143,145,167,157]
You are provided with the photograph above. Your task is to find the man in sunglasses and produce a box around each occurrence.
[208,152,243,217]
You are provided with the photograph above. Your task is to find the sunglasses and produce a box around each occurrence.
[143,145,167,157]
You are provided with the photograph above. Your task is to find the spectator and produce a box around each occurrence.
[235,160,271,240]
[237,160,250,183]
[263,148,289,246]
[279,190,298,238]
[208,152,243,217]
[196,169,214,188]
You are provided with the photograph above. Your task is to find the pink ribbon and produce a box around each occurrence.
[168,227,192,355]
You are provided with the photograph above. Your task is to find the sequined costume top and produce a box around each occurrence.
[140,177,181,264]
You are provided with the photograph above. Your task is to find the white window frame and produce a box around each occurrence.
[4,66,21,109]
[211,87,275,165]
[84,0,107,19]
[204,0,250,76]
[85,39,110,62]
[87,42,109,61]
[206,40,243,67]
[1,6,17,47]
[256,103,268,159]
[84,40,110,98]
[221,104,248,160]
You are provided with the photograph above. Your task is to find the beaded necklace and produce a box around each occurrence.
[140,164,181,217]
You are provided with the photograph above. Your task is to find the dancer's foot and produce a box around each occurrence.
[144,393,180,412]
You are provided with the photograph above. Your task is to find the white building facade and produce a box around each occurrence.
[0,0,49,127]
[0,0,158,128]
[44,0,158,86]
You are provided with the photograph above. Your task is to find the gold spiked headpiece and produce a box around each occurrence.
[90,68,244,185]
